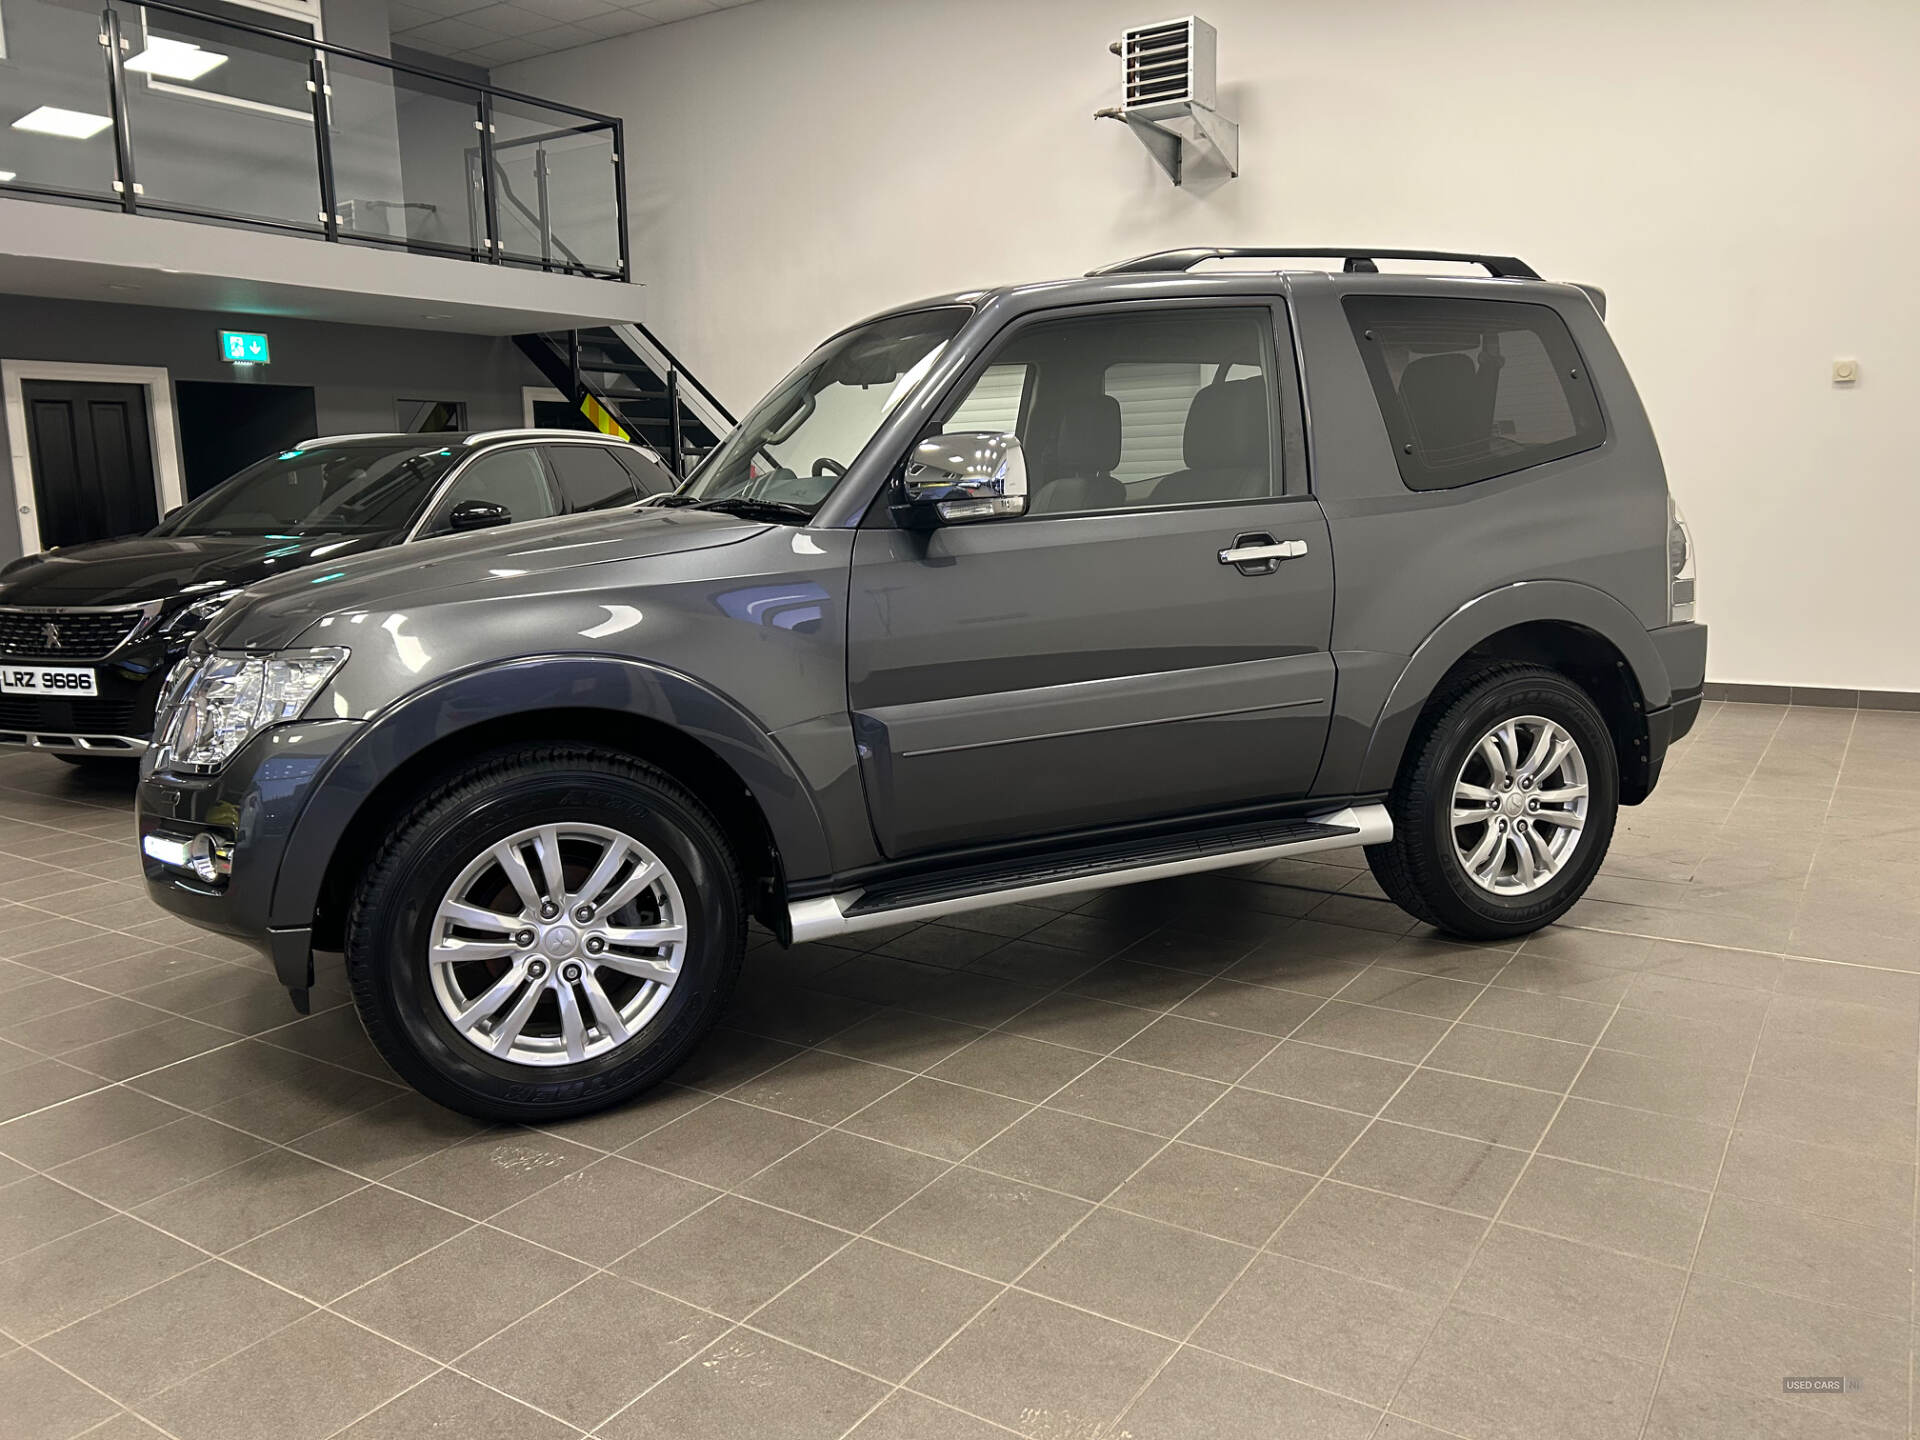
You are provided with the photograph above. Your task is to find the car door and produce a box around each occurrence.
[847,301,1336,859]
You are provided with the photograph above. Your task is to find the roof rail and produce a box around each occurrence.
[1088,247,1541,280]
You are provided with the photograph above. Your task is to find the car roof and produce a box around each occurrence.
[292,430,660,455]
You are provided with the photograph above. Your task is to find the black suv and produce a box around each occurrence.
[0,430,671,765]
[137,248,1706,1121]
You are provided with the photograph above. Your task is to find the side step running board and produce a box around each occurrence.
[788,804,1392,945]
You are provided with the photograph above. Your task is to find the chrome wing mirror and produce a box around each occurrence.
[891,431,1028,529]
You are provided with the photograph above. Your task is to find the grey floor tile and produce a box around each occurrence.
[598,1330,887,1440]
[1716,1127,1914,1234]
[0,1086,182,1170]
[461,1272,727,1429]
[1065,958,1211,1011]
[1111,1013,1279,1082]
[619,1194,846,1317]
[1459,984,1614,1044]
[1492,955,1635,1005]
[839,1076,1030,1160]
[1023,1206,1251,1335]
[869,1166,1089,1281]
[1571,1046,1751,1124]
[224,1184,472,1302]
[1539,1097,1729,1190]
[140,1311,435,1440]
[1116,1343,1380,1439]
[1108,1142,1313,1247]
[1642,1368,1902,1439]
[0,1347,119,1440]
[1735,1074,1916,1161]
[752,1238,998,1380]
[380,1129,601,1221]
[999,992,1158,1055]
[1694,1192,1910,1318]
[819,1010,990,1071]
[36,1259,313,1402]
[1181,1088,1368,1174]
[736,1128,949,1230]
[0,1213,201,1341]
[914,1290,1174,1439]
[1382,1068,1563,1148]
[1236,1039,1412,1113]
[1338,966,1485,1019]
[1425,1023,1587,1092]
[0,1175,113,1262]
[1331,1121,1528,1217]
[1453,1222,1687,1361]
[1289,1001,1450,1063]
[619,1098,823,1188]
[489,1155,717,1266]
[967,1107,1161,1201]
[1393,1307,1656,1440]
[333,1224,590,1360]
[1170,977,1323,1035]
[925,1031,1099,1101]
[1270,1182,1487,1296]
[1750,1029,1916,1102]
[283,1092,486,1180]
[725,1048,912,1124]
[1044,1057,1225,1137]
[1193,1251,1444,1405]
[335,1369,576,1440]
[133,1148,364,1252]
[1501,1155,1709,1266]
[847,1392,1011,1438]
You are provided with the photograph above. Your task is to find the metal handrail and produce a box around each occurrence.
[0,1,629,283]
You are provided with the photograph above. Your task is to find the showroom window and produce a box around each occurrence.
[938,308,1277,515]
[1344,296,1605,490]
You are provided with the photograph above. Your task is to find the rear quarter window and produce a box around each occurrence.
[1344,296,1605,490]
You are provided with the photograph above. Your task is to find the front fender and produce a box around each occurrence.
[266,653,833,931]
[1352,581,1672,796]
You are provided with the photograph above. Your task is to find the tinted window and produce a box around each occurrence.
[938,309,1276,516]
[611,446,677,497]
[1344,296,1605,490]
[546,444,639,512]
[161,442,459,536]
[426,448,558,533]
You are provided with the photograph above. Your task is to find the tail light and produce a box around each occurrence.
[1668,495,1696,623]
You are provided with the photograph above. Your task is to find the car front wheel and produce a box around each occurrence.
[345,744,744,1121]
[1367,664,1618,940]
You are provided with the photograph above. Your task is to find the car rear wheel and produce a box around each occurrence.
[1367,664,1618,940]
[346,744,744,1121]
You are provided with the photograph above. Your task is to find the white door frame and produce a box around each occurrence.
[523,385,565,426]
[2,360,186,557]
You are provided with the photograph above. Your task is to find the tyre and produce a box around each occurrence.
[345,744,745,1122]
[1366,664,1617,941]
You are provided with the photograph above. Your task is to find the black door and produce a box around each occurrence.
[21,380,159,548]
[176,381,320,498]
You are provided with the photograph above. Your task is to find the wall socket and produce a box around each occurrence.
[1832,358,1860,385]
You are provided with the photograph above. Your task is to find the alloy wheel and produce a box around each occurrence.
[1450,715,1590,895]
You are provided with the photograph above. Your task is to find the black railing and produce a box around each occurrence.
[0,0,628,281]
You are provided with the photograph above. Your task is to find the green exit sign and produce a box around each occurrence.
[219,330,271,364]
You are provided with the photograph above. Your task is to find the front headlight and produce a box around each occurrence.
[156,648,349,773]
[162,589,243,636]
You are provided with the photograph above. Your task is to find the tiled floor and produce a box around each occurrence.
[1,700,1916,1440]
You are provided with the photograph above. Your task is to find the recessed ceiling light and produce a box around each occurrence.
[125,37,229,82]
[0,171,15,183]
[12,106,113,140]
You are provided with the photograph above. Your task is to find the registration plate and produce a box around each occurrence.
[0,665,98,698]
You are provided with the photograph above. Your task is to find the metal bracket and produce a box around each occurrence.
[1097,105,1239,187]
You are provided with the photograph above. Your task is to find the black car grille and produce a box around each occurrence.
[0,608,149,660]
[0,696,150,737]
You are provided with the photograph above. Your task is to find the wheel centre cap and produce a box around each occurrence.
[1503,792,1526,818]
[541,926,579,958]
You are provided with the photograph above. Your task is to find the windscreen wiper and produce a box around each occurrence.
[686,497,815,524]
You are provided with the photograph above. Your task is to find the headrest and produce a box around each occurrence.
[1054,393,1122,475]
[1397,352,1488,459]
[1183,378,1268,471]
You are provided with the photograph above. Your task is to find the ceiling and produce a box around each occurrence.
[387,0,761,70]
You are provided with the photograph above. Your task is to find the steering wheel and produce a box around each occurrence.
[811,457,847,479]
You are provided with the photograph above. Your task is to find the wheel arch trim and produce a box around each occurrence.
[1355,582,1671,796]
[266,652,831,932]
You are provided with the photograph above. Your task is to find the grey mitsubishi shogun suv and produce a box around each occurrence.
[137,247,1706,1121]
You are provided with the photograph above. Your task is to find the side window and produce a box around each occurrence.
[545,444,640,512]
[1344,296,1605,490]
[611,446,678,497]
[425,448,558,533]
[937,309,1276,516]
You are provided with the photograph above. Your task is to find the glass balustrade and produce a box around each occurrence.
[0,0,628,279]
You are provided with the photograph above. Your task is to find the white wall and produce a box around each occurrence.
[503,0,1920,692]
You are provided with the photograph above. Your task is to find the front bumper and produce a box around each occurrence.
[137,718,360,991]
[0,633,182,754]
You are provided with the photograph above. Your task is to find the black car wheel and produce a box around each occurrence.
[346,744,745,1121]
[1367,664,1618,940]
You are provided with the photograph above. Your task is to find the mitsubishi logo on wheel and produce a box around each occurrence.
[43,622,60,649]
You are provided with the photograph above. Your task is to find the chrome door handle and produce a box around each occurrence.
[1218,538,1308,565]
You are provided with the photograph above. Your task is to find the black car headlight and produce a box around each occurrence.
[154,648,349,773]
[162,588,244,636]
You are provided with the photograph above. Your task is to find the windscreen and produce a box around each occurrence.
[161,442,461,536]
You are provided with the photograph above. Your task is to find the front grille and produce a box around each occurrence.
[0,607,149,661]
[0,696,151,737]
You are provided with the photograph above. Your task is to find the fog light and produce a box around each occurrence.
[142,834,192,868]
[186,833,233,884]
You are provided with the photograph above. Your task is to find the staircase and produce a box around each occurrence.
[514,325,735,478]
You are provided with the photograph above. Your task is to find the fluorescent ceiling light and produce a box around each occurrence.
[0,171,15,183]
[125,37,230,81]
[12,106,113,140]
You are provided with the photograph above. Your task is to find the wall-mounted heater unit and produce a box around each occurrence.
[1095,16,1238,186]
